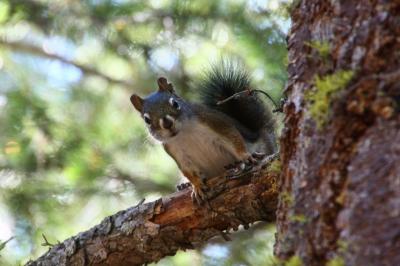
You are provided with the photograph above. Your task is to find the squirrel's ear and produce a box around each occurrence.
[157,77,174,93]
[130,94,143,112]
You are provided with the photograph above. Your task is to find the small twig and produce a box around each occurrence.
[136,198,146,206]
[0,236,14,253]
[216,89,252,105]
[216,89,280,110]
[41,234,54,247]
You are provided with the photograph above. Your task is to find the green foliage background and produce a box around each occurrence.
[0,0,290,265]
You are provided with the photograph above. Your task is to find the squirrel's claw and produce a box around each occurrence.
[225,154,265,179]
[176,182,192,191]
[244,153,266,167]
[191,186,211,208]
[252,152,266,160]
[246,157,257,166]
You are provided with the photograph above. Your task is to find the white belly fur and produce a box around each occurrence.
[165,121,239,178]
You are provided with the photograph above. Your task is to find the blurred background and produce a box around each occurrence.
[0,0,290,265]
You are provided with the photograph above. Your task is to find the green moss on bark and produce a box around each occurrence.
[280,191,294,206]
[327,256,345,266]
[285,255,303,266]
[269,159,282,174]
[305,40,331,59]
[290,214,308,224]
[306,70,354,129]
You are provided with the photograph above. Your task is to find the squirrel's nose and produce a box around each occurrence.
[161,116,174,129]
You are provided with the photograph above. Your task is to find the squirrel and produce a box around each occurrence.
[130,62,276,205]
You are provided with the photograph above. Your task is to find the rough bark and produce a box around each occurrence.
[275,1,400,265]
[27,157,279,266]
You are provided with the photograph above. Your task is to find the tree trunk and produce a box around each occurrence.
[275,1,400,265]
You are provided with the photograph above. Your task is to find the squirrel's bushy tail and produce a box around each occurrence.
[198,61,274,142]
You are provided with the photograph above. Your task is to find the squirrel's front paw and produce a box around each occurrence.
[225,154,263,179]
[246,153,266,165]
[191,186,209,206]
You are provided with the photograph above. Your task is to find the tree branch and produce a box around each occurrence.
[0,40,134,88]
[27,157,279,266]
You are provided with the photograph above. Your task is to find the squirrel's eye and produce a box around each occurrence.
[143,113,151,124]
[169,97,180,110]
